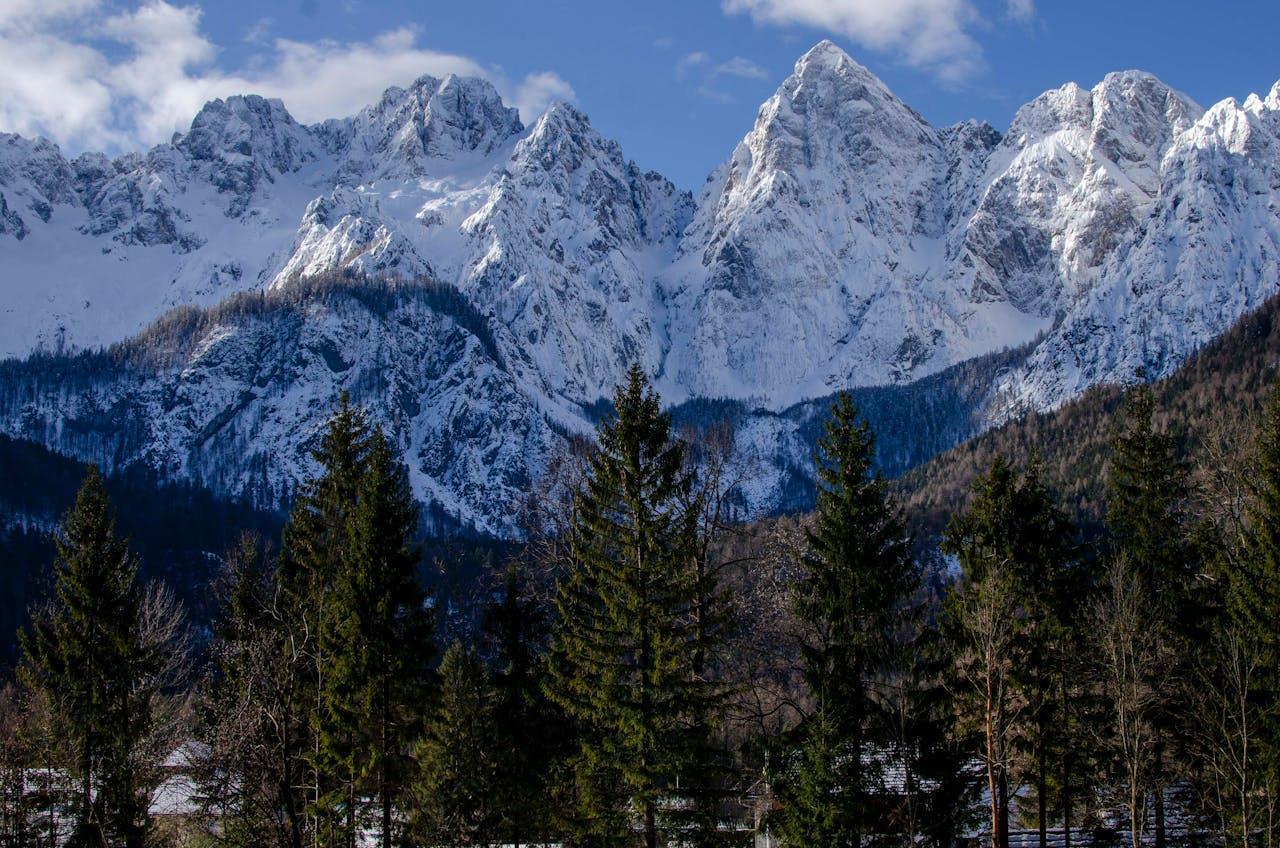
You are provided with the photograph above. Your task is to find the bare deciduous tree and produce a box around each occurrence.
[1093,557,1168,848]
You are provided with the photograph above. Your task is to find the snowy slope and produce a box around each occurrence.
[2,43,1280,530]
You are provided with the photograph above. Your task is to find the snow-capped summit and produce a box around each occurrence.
[3,44,1280,531]
[320,74,523,180]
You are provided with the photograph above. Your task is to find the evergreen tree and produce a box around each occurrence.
[943,458,1042,848]
[200,533,310,848]
[1007,461,1078,848]
[277,394,371,848]
[485,562,560,848]
[776,392,916,848]
[1214,384,1280,845]
[318,428,433,848]
[20,468,145,848]
[1232,384,1280,704]
[546,364,719,848]
[408,642,500,848]
[1105,386,1199,848]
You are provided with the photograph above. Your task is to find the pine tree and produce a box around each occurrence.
[322,428,433,848]
[20,468,145,848]
[1232,384,1280,697]
[201,533,309,848]
[546,364,717,848]
[408,642,500,848]
[1007,461,1078,848]
[776,392,917,848]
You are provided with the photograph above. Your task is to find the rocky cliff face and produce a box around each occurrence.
[2,42,1279,532]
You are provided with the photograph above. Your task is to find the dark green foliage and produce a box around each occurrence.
[776,392,917,848]
[199,533,311,848]
[1104,387,1203,848]
[484,561,564,847]
[546,364,721,848]
[1106,387,1195,612]
[279,394,371,847]
[1228,385,1280,679]
[0,433,281,669]
[322,428,433,848]
[19,468,147,847]
[408,642,500,848]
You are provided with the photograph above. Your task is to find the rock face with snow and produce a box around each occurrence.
[2,42,1280,531]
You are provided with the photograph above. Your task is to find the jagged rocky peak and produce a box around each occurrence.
[761,39,937,163]
[326,73,523,176]
[176,94,319,176]
[0,133,77,209]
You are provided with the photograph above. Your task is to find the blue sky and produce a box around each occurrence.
[1,0,1277,189]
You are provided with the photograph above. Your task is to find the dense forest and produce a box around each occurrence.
[2,291,1280,847]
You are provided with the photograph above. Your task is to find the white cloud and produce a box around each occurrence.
[715,57,769,80]
[676,51,710,79]
[0,0,575,153]
[243,16,272,45]
[722,0,996,82]
[513,71,577,121]
[1006,0,1035,21]
[677,52,771,102]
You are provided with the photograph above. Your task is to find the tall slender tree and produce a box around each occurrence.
[776,392,917,848]
[1106,385,1199,848]
[278,394,371,848]
[20,468,146,848]
[546,364,722,848]
[485,561,560,848]
[408,643,500,848]
[320,428,433,848]
[944,457,1072,848]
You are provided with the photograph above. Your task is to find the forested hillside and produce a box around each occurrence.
[897,290,1280,540]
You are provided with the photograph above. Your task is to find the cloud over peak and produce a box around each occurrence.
[0,0,575,154]
[722,0,1035,83]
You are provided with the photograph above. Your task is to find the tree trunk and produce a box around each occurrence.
[987,676,999,848]
[1154,741,1166,848]
[999,768,1010,848]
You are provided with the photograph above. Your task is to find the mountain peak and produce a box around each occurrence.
[176,93,316,177]
[792,39,885,88]
[795,39,852,70]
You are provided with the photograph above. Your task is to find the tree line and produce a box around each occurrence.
[1,366,1279,848]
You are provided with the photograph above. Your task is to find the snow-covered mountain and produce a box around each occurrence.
[2,41,1279,532]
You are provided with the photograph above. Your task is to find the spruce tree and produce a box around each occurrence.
[1232,384,1280,691]
[1007,461,1077,848]
[408,642,500,848]
[201,533,309,848]
[546,364,717,848]
[319,428,433,848]
[278,394,371,848]
[776,392,916,848]
[20,467,144,848]
[485,562,559,848]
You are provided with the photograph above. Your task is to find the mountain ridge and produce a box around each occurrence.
[2,41,1278,532]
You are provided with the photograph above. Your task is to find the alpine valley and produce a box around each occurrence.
[3,40,1279,534]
